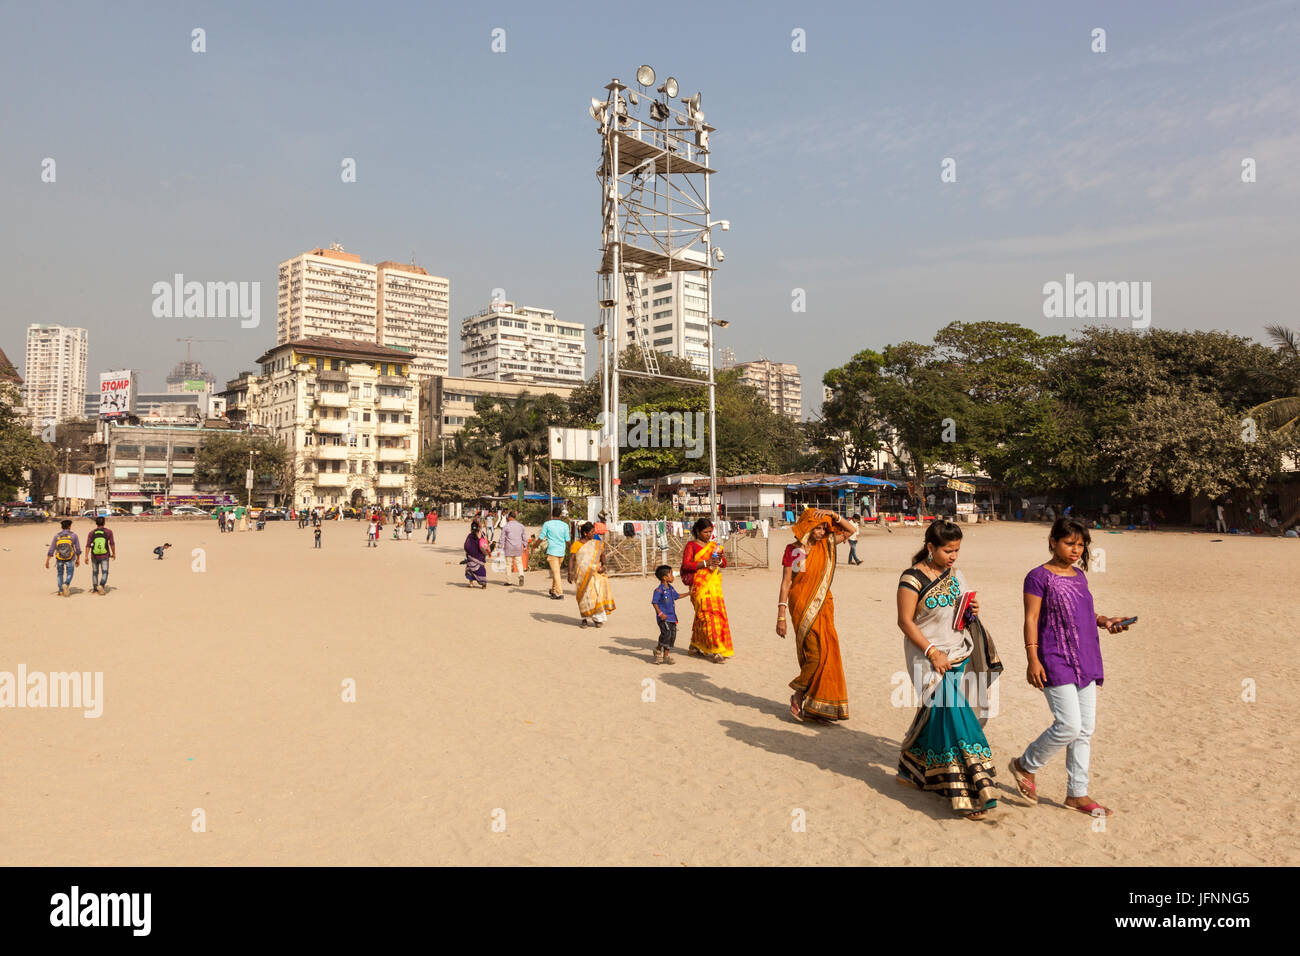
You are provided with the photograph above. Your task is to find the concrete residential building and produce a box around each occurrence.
[23,324,88,432]
[91,420,240,510]
[618,251,712,371]
[165,359,217,393]
[735,358,803,420]
[375,261,450,378]
[277,245,378,344]
[460,301,585,387]
[277,245,450,379]
[417,375,577,456]
[254,336,419,508]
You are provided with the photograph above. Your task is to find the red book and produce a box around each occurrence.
[953,590,976,630]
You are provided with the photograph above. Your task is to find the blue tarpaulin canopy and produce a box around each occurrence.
[786,475,900,490]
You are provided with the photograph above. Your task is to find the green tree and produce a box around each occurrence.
[0,391,53,501]
[195,432,288,492]
[414,461,498,503]
[1246,324,1300,439]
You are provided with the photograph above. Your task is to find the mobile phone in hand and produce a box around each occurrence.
[1115,616,1138,627]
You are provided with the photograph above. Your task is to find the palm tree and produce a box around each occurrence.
[1247,324,1300,436]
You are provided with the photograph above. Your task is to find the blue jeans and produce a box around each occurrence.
[427,526,437,542]
[56,559,75,589]
[91,557,110,589]
[1020,680,1098,797]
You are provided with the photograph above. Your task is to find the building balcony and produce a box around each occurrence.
[378,395,406,412]
[317,370,348,383]
[377,422,407,437]
[314,472,348,487]
[315,418,348,434]
[313,445,350,460]
[376,472,408,488]
[317,392,348,408]
[377,447,408,462]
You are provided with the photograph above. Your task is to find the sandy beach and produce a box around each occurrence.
[0,516,1294,866]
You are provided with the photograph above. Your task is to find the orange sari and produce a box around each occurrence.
[788,508,849,720]
[685,540,734,657]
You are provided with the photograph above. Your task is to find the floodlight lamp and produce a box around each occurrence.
[686,92,702,112]
[659,76,678,99]
[636,64,655,87]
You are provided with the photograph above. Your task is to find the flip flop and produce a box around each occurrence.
[789,694,804,721]
[1070,801,1112,816]
[1008,759,1037,803]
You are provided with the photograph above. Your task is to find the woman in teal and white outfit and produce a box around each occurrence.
[895,520,1003,820]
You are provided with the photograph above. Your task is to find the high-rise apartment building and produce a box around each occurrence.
[735,358,803,420]
[254,337,420,508]
[375,261,451,378]
[460,301,585,387]
[23,324,88,432]
[165,359,217,393]
[618,250,712,371]
[277,245,450,379]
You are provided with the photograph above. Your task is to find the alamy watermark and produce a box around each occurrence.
[151,273,260,328]
[1043,273,1150,329]
[0,665,103,718]
[617,402,704,458]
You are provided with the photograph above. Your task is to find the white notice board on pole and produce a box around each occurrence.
[548,427,601,462]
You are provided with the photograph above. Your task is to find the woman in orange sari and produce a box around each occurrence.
[567,522,616,627]
[682,518,733,662]
[776,508,857,721]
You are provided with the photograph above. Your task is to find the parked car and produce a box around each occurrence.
[260,508,287,521]
[9,507,49,521]
[139,508,174,516]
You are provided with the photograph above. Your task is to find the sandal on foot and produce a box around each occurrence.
[790,694,804,721]
[709,654,725,663]
[1008,758,1037,803]
[1069,800,1112,816]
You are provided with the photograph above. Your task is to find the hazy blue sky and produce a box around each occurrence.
[2,0,1297,414]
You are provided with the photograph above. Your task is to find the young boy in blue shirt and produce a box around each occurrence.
[651,564,688,665]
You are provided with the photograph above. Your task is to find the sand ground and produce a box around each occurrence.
[0,516,1294,866]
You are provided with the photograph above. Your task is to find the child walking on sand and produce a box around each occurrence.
[1007,518,1133,818]
[651,564,688,665]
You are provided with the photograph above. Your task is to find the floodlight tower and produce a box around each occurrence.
[591,66,721,525]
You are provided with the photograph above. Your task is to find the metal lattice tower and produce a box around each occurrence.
[590,68,723,523]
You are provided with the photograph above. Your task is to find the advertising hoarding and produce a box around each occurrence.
[99,370,137,419]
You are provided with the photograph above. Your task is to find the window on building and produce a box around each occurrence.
[403,414,411,423]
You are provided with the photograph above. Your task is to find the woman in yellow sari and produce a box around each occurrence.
[776,508,857,721]
[567,521,616,627]
[682,518,733,662]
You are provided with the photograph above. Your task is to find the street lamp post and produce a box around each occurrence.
[246,449,258,508]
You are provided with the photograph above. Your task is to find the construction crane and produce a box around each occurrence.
[176,337,226,362]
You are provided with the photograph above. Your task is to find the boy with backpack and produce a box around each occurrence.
[86,516,116,594]
[45,519,82,596]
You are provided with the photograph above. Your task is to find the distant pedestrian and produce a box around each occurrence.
[404,513,415,540]
[45,518,82,597]
[86,515,116,595]
[426,508,439,542]
[500,510,528,586]
[539,508,571,600]
[464,520,489,588]
[153,543,172,560]
[847,513,864,565]
[367,516,379,548]
[314,526,322,549]
[1215,503,1227,533]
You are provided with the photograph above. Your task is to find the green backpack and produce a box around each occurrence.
[89,528,110,557]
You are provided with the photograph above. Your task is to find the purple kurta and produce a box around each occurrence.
[1024,565,1104,688]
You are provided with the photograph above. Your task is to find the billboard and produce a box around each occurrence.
[548,427,601,462]
[99,370,137,419]
[182,379,209,392]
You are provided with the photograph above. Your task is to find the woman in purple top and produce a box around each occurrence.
[1007,519,1133,817]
